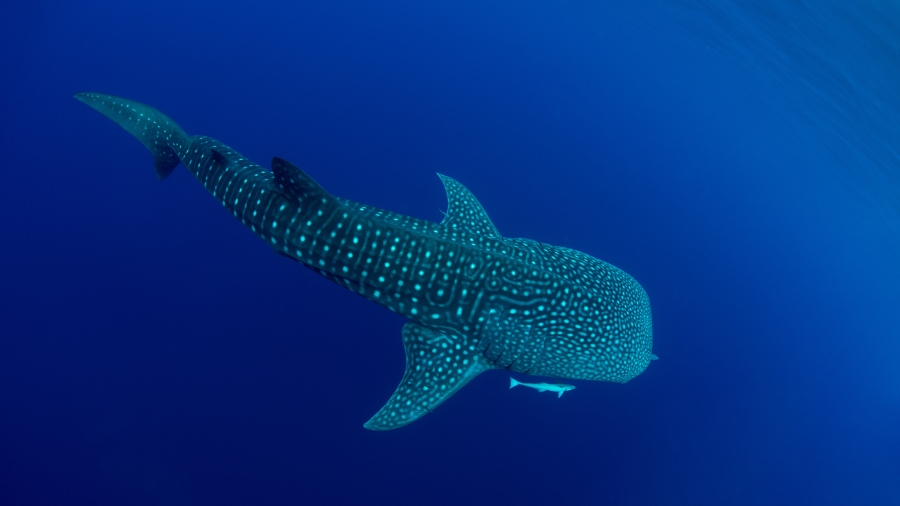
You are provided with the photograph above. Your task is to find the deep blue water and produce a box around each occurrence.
[2,1,899,504]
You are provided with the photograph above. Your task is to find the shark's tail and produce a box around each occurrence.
[75,93,190,180]
[509,377,520,389]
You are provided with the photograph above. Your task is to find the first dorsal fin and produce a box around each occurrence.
[437,174,501,239]
[364,322,490,431]
[270,157,328,201]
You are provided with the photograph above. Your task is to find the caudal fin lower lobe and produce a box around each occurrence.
[75,92,190,179]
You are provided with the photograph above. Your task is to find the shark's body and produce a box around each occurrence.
[509,377,575,398]
[76,93,655,430]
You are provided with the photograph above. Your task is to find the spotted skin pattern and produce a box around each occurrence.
[76,93,655,430]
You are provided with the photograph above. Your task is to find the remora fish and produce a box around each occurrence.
[509,377,575,398]
[76,93,656,430]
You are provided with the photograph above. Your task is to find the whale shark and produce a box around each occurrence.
[76,92,655,430]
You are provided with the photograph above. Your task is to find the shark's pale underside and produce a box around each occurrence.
[76,93,656,430]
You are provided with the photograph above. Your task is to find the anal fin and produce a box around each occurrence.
[364,322,489,431]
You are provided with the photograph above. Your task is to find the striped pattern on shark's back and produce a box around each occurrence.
[77,92,656,431]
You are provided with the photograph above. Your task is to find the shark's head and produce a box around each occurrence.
[591,275,655,382]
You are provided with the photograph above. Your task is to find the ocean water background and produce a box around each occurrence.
[1,0,898,504]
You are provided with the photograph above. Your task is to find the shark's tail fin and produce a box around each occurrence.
[509,377,520,389]
[75,93,190,180]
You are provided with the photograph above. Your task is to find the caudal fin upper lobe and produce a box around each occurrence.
[75,92,190,180]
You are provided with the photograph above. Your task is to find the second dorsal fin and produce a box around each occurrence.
[270,157,328,202]
[437,174,501,239]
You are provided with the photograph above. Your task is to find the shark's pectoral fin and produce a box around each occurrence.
[557,391,563,398]
[364,322,489,431]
